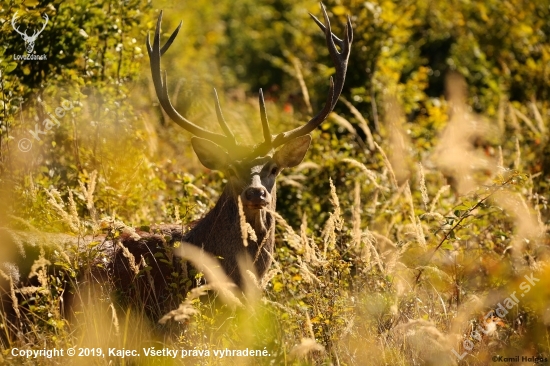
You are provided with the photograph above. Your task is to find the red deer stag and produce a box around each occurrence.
[108,4,351,312]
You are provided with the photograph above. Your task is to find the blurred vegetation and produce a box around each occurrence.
[0,0,549,365]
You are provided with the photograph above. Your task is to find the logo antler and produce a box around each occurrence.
[12,11,49,54]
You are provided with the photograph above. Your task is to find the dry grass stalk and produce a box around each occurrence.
[352,181,362,250]
[322,178,344,259]
[529,99,546,135]
[245,270,261,289]
[45,188,81,233]
[385,96,411,184]
[342,158,387,191]
[78,170,98,228]
[289,338,325,359]
[158,285,211,324]
[429,185,449,213]
[7,215,40,232]
[28,254,51,287]
[0,263,20,283]
[376,182,409,229]
[0,228,26,259]
[258,251,287,289]
[267,209,301,251]
[330,113,369,151]
[305,311,315,338]
[166,301,198,323]
[261,298,298,317]
[174,205,181,224]
[51,241,73,266]
[300,213,309,251]
[100,217,141,240]
[299,215,325,267]
[433,73,498,194]
[421,211,446,223]
[497,96,505,132]
[492,191,544,256]
[340,96,375,150]
[512,105,540,135]
[28,173,37,201]
[117,242,140,276]
[14,286,42,295]
[405,182,426,248]
[278,175,304,189]
[175,243,242,308]
[508,102,521,130]
[418,163,429,210]
[67,190,79,227]
[297,257,321,284]
[291,56,312,115]
[1,268,21,318]
[514,137,521,170]
[236,255,262,306]
[391,319,456,366]
[188,183,210,200]
[260,267,281,290]
[238,196,257,246]
[330,113,358,135]
[9,277,20,319]
[359,229,373,266]
[374,142,398,189]
[383,249,399,275]
[363,230,384,272]
[109,303,120,336]
[144,256,157,299]
[371,232,397,250]
[252,220,275,268]
[294,161,321,172]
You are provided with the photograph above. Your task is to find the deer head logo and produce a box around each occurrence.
[12,11,49,54]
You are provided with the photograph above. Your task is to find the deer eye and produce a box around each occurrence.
[270,166,278,175]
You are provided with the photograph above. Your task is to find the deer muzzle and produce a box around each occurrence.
[242,186,270,209]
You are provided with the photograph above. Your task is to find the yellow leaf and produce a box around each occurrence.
[273,281,284,293]
[332,5,347,16]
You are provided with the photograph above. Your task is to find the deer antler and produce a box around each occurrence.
[254,3,352,156]
[146,12,241,154]
[35,14,49,37]
[11,12,48,40]
[147,3,352,160]
[11,12,28,38]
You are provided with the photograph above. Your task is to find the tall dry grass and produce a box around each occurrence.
[1,74,549,366]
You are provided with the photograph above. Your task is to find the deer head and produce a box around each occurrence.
[11,12,49,54]
[146,4,352,284]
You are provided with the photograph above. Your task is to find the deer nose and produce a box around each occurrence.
[243,187,268,207]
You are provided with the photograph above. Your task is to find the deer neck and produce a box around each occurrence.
[183,183,276,282]
[207,182,276,245]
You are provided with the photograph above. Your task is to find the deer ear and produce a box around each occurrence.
[191,137,230,171]
[274,135,312,168]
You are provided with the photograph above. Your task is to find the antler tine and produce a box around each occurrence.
[258,89,272,145]
[12,12,26,37]
[311,13,353,63]
[38,14,48,33]
[309,12,344,49]
[158,17,181,56]
[213,88,236,145]
[270,3,352,150]
[146,11,232,149]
